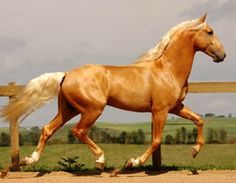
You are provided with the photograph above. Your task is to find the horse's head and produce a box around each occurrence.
[191,14,226,63]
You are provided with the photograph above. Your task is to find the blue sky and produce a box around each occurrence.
[0,0,235,127]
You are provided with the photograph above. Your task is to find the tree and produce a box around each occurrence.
[118,131,128,144]
[207,128,220,144]
[175,129,181,144]
[0,132,10,146]
[67,130,76,144]
[180,127,187,144]
[186,132,194,144]
[219,128,227,143]
[137,129,146,144]
[28,126,41,145]
[131,131,139,144]
[205,113,215,118]
[207,128,213,143]
[164,134,175,144]
[19,133,24,146]
[192,127,198,143]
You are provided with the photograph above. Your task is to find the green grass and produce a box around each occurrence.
[0,117,235,171]
[0,144,236,170]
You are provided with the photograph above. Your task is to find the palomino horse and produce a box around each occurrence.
[1,14,225,170]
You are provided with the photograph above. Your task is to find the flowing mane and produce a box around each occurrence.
[135,19,204,63]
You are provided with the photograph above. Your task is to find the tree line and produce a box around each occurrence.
[68,126,146,144]
[0,126,228,146]
[164,127,228,144]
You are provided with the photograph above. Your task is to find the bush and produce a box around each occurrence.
[117,129,146,144]
[164,134,175,144]
[57,156,85,172]
[0,132,10,146]
[67,130,76,144]
[175,127,187,144]
[206,128,225,144]
[219,128,227,143]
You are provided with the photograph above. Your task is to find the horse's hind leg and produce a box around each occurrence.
[20,91,78,166]
[72,109,105,170]
[170,103,204,158]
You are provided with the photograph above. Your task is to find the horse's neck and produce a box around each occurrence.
[162,38,195,86]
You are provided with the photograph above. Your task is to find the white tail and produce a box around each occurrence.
[0,72,65,123]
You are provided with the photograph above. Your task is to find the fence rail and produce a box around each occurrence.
[189,82,236,93]
[1,81,236,171]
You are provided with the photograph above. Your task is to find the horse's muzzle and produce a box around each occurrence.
[213,52,226,63]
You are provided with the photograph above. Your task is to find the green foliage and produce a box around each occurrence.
[164,134,175,144]
[165,126,228,145]
[219,128,227,143]
[67,130,75,144]
[19,133,24,146]
[0,132,10,146]
[68,126,146,144]
[207,128,228,144]
[21,126,41,145]
[57,156,85,172]
[174,127,190,144]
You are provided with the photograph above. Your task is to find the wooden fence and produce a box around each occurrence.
[0,82,236,171]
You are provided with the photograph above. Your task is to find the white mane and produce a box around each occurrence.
[135,19,205,63]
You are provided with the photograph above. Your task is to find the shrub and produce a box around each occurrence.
[164,134,175,144]
[57,156,85,172]
[0,132,10,146]
[67,130,76,144]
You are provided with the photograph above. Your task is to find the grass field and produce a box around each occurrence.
[0,117,235,171]
[0,144,236,170]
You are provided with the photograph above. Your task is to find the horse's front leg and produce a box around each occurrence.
[125,109,168,168]
[170,103,204,158]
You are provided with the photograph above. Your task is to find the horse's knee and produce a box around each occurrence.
[72,128,86,141]
[41,125,53,142]
[152,138,162,149]
[195,117,204,127]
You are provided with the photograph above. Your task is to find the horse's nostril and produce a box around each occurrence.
[223,53,226,59]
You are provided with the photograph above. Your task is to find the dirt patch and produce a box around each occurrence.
[1,170,236,183]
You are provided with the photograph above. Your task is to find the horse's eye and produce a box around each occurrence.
[208,30,213,35]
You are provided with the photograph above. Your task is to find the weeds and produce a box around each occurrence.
[57,156,85,172]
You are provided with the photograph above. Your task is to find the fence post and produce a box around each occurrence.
[151,122,161,170]
[8,82,20,171]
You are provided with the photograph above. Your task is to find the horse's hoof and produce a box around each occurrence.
[96,162,105,171]
[19,158,28,166]
[110,168,121,177]
[124,158,134,168]
[1,168,9,179]
[192,146,199,158]
[19,156,33,166]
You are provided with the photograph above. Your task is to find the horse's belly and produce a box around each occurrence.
[107,96,151,112]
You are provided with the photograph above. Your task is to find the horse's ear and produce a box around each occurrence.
[197,13,207,24]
